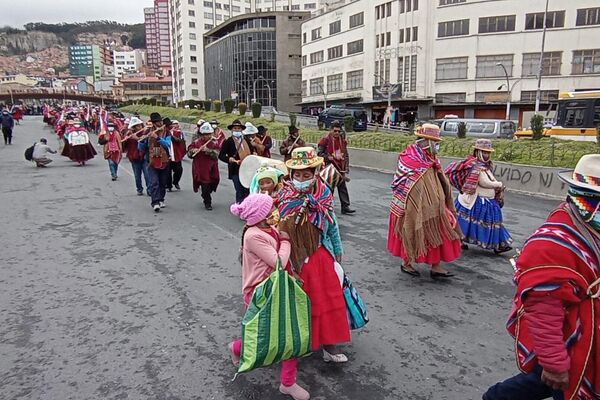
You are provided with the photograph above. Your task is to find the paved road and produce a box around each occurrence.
[0,117,560,400]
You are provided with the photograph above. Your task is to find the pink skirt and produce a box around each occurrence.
[387,214,461,265]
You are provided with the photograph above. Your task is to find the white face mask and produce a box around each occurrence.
[232,131,242,138]
[292,178,314,192]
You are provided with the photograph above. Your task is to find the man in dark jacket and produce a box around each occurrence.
[1,110,15,145]
[218,119,254,203]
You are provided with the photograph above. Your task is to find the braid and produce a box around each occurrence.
[239,224,250,263]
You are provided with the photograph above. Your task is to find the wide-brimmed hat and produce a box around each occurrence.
[558,154,600,193]
[415,123,442,141]
[257,125,267,135]
[162,117,173,126]
[285,146,324,170]
[128,117,144,129]
[199,122,214,135]
[243,122,258,136]
[171,120,179,125]
[197,118,206,126]
[210,119,219,126]
[150,112,162,122]
[228,119,244,130]
[473,138,494,152]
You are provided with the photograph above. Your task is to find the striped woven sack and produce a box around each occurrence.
[238,260,312,374]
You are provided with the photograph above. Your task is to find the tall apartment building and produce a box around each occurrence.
[113,50,147,77]
[301,0,600,126]
[145,0,172,72]
[69,45,102,81]
[169,0,323,103]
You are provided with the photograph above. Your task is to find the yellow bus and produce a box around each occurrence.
[515,90,600,141]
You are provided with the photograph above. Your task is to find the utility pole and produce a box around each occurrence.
[534,0,550,115]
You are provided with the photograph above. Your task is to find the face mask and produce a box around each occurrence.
[292,178,314,192]
[232,131,242,138]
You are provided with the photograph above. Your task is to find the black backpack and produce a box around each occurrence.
[24,143,35,161]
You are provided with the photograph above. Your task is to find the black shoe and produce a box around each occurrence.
[205,204,213,211]
[137,191,144,196]
[174,184,181,191]
[401,265,420,277]
[430,271,455,279]
[494,246,513,255]
[341,207,356,215]
[111,176,117,181]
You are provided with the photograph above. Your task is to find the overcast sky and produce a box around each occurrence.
[0,0,153,28]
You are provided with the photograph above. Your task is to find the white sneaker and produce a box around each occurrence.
[153,204,161,212]
[279,383,310,400]
[159,202,165,208]
[323,349,348,363]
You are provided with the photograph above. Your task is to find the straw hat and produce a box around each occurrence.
[285,146,324,170]
[473,138,495,152]
[415,123,442,141]
[558,154,600,193]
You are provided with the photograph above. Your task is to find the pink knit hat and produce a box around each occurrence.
[230,193,274,226]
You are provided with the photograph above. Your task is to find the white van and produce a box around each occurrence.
[439,119,516,139]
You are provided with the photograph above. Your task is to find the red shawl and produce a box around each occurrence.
[444,155,492,195]
[318,134,348,171]
[507,203,600,399]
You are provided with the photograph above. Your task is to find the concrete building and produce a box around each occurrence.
[69,45,101,81]
[169,0,324,103]
[145,0,171,71]
[301,0,600,126]
[204,11,309,111]
[113,50,146,77]
[119,75,173,104]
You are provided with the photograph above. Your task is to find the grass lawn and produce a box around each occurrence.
[120,105,598,168]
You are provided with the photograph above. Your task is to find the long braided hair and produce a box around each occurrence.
[239,224,250,263]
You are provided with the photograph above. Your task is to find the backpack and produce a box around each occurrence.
[24,143,35,161]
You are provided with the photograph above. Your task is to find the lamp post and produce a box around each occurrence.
[535,0,550,115]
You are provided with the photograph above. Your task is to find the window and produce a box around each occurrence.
[522,52,562,76]
[475,92,508,103]
[376,2,393,19]
[399,0,417,13]
[205,24,213,29]
[435,93,466,103]
[520,90,559,102]
[329,20,341,35]
[576,8,600,26]
[412,27,418,41]
[310,78,324,95]
[476,54,513,78]
[189,21,196,28]
[572,49,600,74]
[525,11,565,30]
[311,27,321,40]
[399,55,417,91]
[347,70,363,90]
[328,45,343,60]
[310,51,323,64]
[386,32,391,46]
[301,80,307,97]
[302,55,307,66]
[191,67,198,73]
[347,39,363,55]
[302,32,307,43]
[436,57,468,80]
[192,89,199,96]
[304,3,316,9]
[327,74,343,93]
[438,19,469,37]
[188,0,195,4]
[189,32,197,40]
[349,12,364,28]
[191,78,198,84]
[188,10,195,16]
[190,56,197,62]
[204,12,213,18]
[479,15,516,33]
[439,0,465,5]
[204,1,213,6]
[190,44,197,51]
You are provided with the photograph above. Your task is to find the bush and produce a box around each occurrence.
[212,100,222,112]
[343,116,355,133]
[457,122,467,139]
[238,102,247,116]
[251,102,262,119]
[530,114,545,140]
[223,98,235,114]
[289,113,297,128]
[203,100,212,111]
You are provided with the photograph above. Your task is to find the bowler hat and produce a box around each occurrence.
[257,125,267,135]
[150,112,162,122]
[228,119,244,130]
[415,123,442,142]
[163,117,173,126]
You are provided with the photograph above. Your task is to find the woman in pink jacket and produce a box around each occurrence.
[229,193,310,400]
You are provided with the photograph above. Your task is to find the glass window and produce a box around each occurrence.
[436,57,468,80]
[522,52,562,76]
[310,51,323,64]
[329,20,341,35]
[525,11,565,30]
[310,78,324,95]
[572,49,600,75]
[520,90,559,102]
[476,54,513,78]
[301,80,307,97]
[438,19,469,37]
[346,70,363,90]
[327,74,343,93]
[347,39,363,55]
[349,12,364,28]
[479,15,516,33]
[576,8,600,26]
[327,45,343,60]
[311,27,321,40]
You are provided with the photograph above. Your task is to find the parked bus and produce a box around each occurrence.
[515,91,600,141]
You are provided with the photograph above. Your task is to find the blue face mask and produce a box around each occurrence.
[292,178,314,192]
[232,131,242,138]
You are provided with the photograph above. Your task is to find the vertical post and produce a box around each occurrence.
[535,0,550,115]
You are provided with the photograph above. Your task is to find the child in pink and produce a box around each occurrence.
[229,194,310,400]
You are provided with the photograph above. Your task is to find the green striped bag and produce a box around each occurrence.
[238,260,312,374]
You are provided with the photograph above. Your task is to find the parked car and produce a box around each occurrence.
[439,118,516,139]
[318,106,368,131]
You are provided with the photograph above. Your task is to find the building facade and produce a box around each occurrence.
[119,75,173,103]
[169,0,324,103]
[69,45,101,81]
[301,0,600,126]
[113,50,146,77]
[204,11,309,111]
[145,0,172,71]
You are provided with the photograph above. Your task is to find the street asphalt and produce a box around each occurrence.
[0,117,560,400]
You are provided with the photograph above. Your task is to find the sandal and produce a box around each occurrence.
[430,271,455,279]
[494,246,513,255]
[401,265,421,277]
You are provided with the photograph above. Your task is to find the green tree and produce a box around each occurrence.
[343,116,355,133]
[213,100,222,112]
[223,99,235,114]
[530,114,545,140]
[238,102,247,116]
[251,102,262,118]
[457,122,467,139]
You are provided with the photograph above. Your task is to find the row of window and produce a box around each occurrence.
[376,0,418,19]
[374,55,417,92]
[435,90,559,104]
[435,49,600,81]
[303,12,364,43]
[439,8,600,38]
[304,39,364,65]
[301,70,365,96]
[376,27,418,48]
